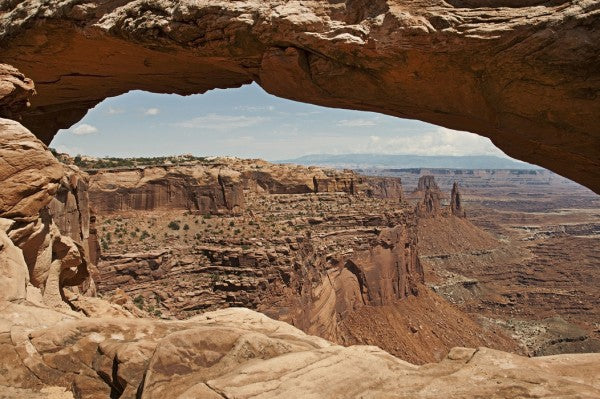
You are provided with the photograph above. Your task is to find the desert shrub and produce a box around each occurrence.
[168,220,180,230]
[133,295,144,309]
[183,224,189,231]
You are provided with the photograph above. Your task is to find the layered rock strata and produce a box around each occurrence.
[87,158,404,214]
[88,166,245,215]
[91,165,517,362]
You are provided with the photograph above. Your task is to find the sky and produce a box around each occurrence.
[50,82,511,161]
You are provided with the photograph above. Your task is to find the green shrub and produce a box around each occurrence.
[133,295,144,309]
[183,224,189,231]
[168,220,180,230]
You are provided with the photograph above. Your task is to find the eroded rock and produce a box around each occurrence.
[0,2,599,191]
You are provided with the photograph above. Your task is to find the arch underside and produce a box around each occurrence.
[1,0,599,192]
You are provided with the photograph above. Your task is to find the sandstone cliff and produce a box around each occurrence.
[87,159,404,214]
[88,165,245,214]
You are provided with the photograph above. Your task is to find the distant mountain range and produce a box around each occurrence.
[277,154,540,170]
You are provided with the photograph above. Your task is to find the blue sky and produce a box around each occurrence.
[51,83,509,161]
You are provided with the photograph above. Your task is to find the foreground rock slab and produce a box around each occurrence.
[0,306,599,398]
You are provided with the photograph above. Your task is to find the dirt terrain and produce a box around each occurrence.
[373,168,600,356]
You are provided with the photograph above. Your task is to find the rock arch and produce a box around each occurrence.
[1,0,599,192]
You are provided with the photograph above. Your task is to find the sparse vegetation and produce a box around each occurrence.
[133,295,144,309]
[65,154,209,170]
[168,220,180,230]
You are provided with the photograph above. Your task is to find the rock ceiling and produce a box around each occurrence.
[0,0,598,192]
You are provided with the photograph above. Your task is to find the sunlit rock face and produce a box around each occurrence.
[1,1,599,192]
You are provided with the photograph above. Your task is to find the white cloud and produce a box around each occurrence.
[144,108,160,116]
[337,118,378,127]
[107,106,124,115]
[362,128,507,157]
[52,144,84,156]
[234,105,275,112]
[71,124,98,135]
[176,114,269,130]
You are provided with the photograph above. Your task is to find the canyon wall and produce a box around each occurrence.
[87,159,404,214]
[88,166,245,214]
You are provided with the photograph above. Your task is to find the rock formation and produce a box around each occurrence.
[0,69,95,309]
[0,2,599,192]
[364,176,404,201]
[1,65,600,398]
[88,166,245,215]
[89,162,521,362]
[87,159,405,214]
[412,176,470,218]
[450,181,466,217]
[2,305,599,399]
[0,64,34,120]
[416,175,440,193]
[413,175,443,217]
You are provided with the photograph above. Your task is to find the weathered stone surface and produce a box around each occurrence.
[0,118,63,220]
[86,159,392,214]
[0,116,93,309]
[0,227,28,302]
[90,160,520,363]
[0,63,35,120]
[0,1,599,192]
[363,176,404,201]
[1,306,599,399]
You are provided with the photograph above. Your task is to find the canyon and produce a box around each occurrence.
[85,157,520,364]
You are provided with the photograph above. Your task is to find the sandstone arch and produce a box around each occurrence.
[1,0,599,192]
